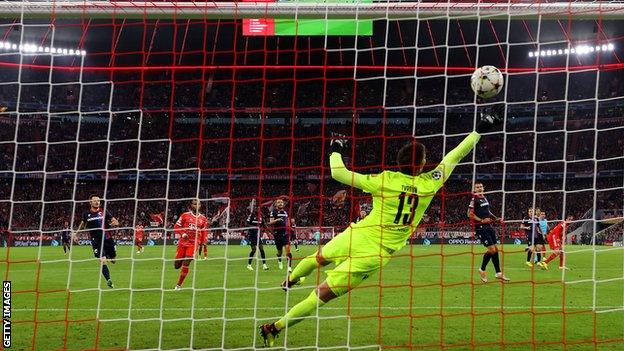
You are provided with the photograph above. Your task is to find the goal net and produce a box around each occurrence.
[1,1,623,350]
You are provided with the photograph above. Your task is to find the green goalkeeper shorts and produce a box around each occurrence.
[322,225,393,296]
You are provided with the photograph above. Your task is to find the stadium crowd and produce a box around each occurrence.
[0,68,622,244]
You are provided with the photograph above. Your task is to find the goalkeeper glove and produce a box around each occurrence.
[476,104,505,133]
[329,134,348,154]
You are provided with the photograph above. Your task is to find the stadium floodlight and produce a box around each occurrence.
[0,40,86,55]
[529,43,615,57]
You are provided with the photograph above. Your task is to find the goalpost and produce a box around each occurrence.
[1,1,623,350]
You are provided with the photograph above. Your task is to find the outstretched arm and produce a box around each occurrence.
[430,105,505,189]
[435,132,481,184]
[329,152,374,192]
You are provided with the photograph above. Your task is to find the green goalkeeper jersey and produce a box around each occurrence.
[330,131,481,251]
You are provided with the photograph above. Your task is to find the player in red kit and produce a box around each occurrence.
[135,223,145,254]
[173,199,208,290]
[543,215,573,270]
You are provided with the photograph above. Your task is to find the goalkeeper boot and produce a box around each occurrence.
[525,261,534,268]
[495,272,510,282]
[106,279,114,289]
[281,276,305,292]
[278,261,283,270]
[262,264,269,270]
[259,323,280,347]
[246,264,254,271]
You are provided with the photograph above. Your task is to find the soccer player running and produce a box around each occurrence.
[246,199,269,271]
[61,221,71,255]
[521,208,547,268]
[268,199,293,272]
[75,195,119,288]
[135,223,145,254]
[468,182,509,283]
[173,199,208,290]
[543,215,573,270]
[258,106,506,347]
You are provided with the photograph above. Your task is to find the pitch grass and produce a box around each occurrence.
[4,244,623,350]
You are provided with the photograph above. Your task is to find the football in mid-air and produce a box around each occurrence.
[470,65,504,99]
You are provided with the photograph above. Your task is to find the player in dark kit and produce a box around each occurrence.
[520,208,546,269]
[60,221,71,254]
[468,182,509,283]
[268,199,294,272]
[246,199,268,271]
[75,195,119,288]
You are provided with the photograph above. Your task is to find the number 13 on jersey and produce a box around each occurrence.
[394,192,419,225]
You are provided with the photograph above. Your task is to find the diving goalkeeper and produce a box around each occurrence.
[259,106,506,347]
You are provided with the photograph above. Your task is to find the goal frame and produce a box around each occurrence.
[1,1,624,20]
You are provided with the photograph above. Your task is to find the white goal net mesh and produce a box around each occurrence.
[0,1,622,350]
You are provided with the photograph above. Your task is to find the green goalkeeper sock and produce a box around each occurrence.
[289,254,320,282]
[275,290,325,330]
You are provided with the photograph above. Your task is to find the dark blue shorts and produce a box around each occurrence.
[527,234,545,246]
[92,239,117,259]
[274,235,288,250]
[477,226,497,247]
[248,234,262,246]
